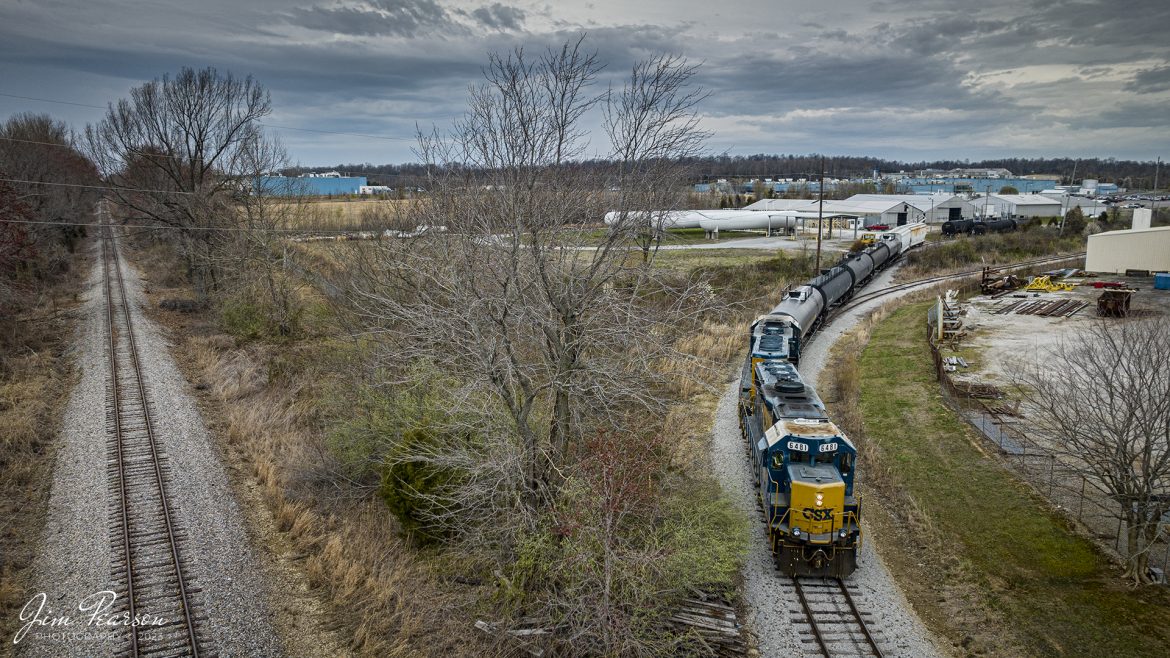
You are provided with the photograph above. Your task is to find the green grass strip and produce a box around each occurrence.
[860,302,1170,657]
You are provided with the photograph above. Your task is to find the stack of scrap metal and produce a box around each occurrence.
[956,381,1004,399]
[984,275,1026,297]
[981,266,1027,295]
[993,298,1089,317]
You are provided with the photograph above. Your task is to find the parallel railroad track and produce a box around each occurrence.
[102,225,206,657]
[831,251,1086,318]
[790,578,883,658]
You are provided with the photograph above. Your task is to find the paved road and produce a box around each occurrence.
[654,235,859,251]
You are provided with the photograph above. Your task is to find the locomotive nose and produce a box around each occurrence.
[791,479,845,539]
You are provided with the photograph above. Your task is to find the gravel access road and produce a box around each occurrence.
[710,263,945,658]
[21,239,283,657]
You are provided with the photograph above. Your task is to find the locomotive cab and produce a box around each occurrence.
[761,420,861,578]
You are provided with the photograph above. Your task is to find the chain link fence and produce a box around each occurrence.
[927,312,1170,581]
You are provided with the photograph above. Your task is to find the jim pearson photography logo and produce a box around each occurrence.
[13,591,167,645]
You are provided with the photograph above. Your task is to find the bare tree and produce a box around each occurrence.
[85,67,271,297]
[213,135,310,336]
[605,54,709,261]
[0,114,100,313]
[0,113,100,253]
[345,38,718,544]
[1016,318,1170,585]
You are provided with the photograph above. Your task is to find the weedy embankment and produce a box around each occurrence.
[822,298,1170,657]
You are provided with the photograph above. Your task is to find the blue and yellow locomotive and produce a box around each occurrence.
[736,222,927,576]
[740,340,861,577]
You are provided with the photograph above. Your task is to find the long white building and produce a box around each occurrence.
[973,193,1062,219]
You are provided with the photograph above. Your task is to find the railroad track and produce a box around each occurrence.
[832,251,1086,317]
[789,577,883,658]
[102,225,206,657]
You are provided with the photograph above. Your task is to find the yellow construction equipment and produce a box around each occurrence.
[1025,275,1075,292]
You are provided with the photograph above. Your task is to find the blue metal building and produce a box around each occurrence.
[256,175,367,196]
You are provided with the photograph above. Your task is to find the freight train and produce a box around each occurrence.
[738,222,926,578]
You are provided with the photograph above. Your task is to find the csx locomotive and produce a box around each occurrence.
[738,223,925,577]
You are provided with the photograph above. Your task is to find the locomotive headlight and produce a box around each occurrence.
[792,527,801,536]
[839,530,847,539]
[816,493,824,507]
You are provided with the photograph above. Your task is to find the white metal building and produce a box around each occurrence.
[974,194,1062,219]
[748,193,950,227]
[1085,225,1170,274]
[844,194,974,224]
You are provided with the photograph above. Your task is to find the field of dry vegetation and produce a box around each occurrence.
[0,113,100,643]
[111,41,826,656]
[0,282,83,643]
[128,222,830,656]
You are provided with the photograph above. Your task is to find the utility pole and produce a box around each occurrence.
[1059,192,1069,235]
[1155,156,1161,193]
[815,155,825,274]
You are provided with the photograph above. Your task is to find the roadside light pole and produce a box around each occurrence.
[1059,192,1069,235]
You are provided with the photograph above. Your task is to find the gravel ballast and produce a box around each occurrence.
[19,241,283,657]
[710,263,945,658]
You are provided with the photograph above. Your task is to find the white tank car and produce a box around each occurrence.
[696,211,801,232]
[603,209,752,229]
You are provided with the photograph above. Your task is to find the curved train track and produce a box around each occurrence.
[778,250,1084,657]
[102,224,206,657]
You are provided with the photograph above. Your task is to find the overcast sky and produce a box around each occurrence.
[2,0,1168,166]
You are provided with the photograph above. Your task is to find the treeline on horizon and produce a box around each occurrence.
[285,154,1165,188]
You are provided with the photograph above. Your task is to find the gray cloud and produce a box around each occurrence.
[469,3,526,30]
[0,0,1167,164]
[1126,65,1170,94]
[286,0,458,38]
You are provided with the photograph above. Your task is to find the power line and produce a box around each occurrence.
[258,123,415,142]
[0,217,373,234]
[0,177,195,195]
[1,91,418,143]
[0,136,81,149]
[0,92,105,109]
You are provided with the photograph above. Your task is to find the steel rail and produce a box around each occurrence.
[836,578,883,658]
[103,230,138,658]
[792,577,884,658]
[792,578,830,657]
[104,224,200,657]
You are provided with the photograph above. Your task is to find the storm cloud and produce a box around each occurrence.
[0,0,1166,164]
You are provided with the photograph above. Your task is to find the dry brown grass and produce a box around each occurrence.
[0,285,83,644]
[288,199,424,231]
[181,335,477,657]
[655,322,744,473]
